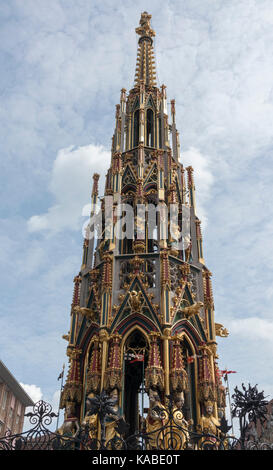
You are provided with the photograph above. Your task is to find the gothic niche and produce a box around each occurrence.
[143,259,156,288]
[120,261,133,289]
[146,108,154,147]
[181,337,196,424]
[133,109,139,148]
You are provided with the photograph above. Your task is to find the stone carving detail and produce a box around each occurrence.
[122,165,137,188]
[170,262,182,290]
[145,150,154,165]
[188,271,197,296]
[120,261,133,289]
[215,323,229,337]
[120,258,156,289]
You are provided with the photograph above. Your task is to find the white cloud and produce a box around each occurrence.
[156,1,273,164]
[51,389,61,412]
[20,383,43,404]
[19,385,64,432]
[229,317,273,343]
[28,144,110,233]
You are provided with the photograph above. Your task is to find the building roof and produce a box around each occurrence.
[0,360,35,407]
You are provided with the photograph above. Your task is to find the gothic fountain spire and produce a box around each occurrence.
[59,12,229,449]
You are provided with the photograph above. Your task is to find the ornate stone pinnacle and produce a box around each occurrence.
[134,12,157,86]
[135,12,155,39]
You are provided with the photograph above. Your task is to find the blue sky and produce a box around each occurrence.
[1,0,273,431]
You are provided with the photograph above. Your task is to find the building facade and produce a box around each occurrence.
[60,12,228,448]
[0,360,34,436]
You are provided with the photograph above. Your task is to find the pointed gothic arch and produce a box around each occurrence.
[133,109,139,148]
[120,327,150,435]
[170,330,201,426]
[81,333,101,420]
[146,108,154,147]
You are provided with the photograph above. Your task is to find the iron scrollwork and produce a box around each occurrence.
[231,383,269,449]
[1,390,272,451]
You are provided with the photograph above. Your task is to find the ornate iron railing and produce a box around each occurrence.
[0,397,272,451]
[231,383,270,449]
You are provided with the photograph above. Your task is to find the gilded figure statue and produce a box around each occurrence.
[105,388,123,449]
[82,393,99,448]
[129,290,143,312]
[145,389,167,450]
[198,400,220,449]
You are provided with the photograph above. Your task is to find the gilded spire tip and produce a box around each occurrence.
[135,11,155,39]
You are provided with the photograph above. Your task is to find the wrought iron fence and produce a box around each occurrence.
[0,396,272,451]
[231,383,270,449]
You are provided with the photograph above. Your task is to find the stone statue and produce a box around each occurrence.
[198,400,220,449]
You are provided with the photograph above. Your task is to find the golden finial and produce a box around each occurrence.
[135,12,155,38]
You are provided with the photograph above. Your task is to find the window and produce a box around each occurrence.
[158,115,162,148]
[146,109,154,147]
[133,109,139,147]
